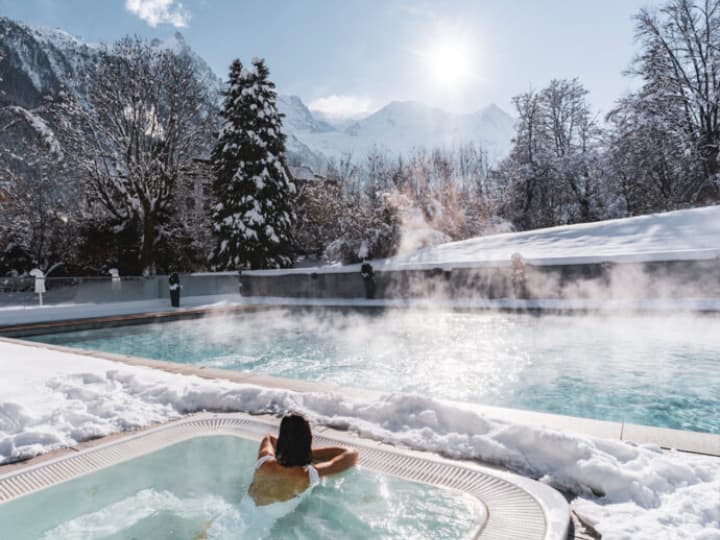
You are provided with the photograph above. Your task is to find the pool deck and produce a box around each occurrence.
[1,333,718,458]
[1,293,720,334]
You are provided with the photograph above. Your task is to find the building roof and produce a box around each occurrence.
[289,165,318,181]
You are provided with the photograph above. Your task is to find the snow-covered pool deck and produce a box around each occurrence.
[2,334,719,538]
[2,334,718,458]
[2,293,720,335]
[0,412,571,540]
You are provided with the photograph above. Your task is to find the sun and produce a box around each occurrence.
[424,37,474,88]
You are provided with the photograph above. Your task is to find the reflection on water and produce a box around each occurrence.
[31,309,720,433]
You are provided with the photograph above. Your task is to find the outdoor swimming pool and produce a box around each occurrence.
[0,435,483,539]
[29,308,720,433]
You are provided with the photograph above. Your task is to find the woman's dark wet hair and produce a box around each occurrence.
[276,414,313,467]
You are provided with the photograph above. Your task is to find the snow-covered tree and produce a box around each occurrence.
[610,0,720,206]
[493,79,605,230]
[606,99,689,215]
[0,91,82,275]
[69,36,215,275]
[211,58,296,269]
[294,177,343,259]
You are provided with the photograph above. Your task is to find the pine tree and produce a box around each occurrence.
[211,58,296,269]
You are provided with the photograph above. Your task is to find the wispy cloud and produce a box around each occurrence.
[125,0,190,28]
[308,95,375,120]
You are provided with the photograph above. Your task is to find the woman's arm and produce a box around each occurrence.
[312,446,359,477]
[257,433,278,459]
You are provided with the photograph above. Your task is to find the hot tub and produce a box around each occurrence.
[0,414,569,539]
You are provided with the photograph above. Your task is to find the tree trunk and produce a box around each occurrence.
[141,215,156,276]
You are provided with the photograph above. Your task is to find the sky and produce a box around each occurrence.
[0,0,663,118]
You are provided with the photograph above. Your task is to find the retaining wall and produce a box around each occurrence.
[2,258,717,307]
[240,259,720,300]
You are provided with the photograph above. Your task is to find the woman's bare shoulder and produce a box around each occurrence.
[257,460,309,478]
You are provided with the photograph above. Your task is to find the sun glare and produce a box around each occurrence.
[425,37,475,88]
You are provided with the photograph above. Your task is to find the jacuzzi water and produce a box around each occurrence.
[0,436,481,539]
[29,308,720,433]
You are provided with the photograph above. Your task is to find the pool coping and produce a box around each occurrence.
[0,412,570,540]
[2,332,719,457]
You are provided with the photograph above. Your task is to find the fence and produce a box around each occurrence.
[0,273,241,308]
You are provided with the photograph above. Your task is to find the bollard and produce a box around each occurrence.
[29,268,45,306]
[169,272,181,307]
[511,253,527,299]
[109,268,121,291]
[360,260,376,299]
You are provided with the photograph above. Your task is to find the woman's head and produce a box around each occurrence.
[275,414,313,467]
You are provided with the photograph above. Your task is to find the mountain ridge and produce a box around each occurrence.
[277,94,515,167]
[0,16,515,170]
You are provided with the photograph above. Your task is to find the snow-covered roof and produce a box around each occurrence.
[288,165,338,184]
[289,165,317,181]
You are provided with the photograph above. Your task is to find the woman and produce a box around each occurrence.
[202,415,358,538]
[248,414,359,505]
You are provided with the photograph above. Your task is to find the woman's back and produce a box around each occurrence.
[200,417,358,539]
[248,455,319,506]
[247,416,358,506]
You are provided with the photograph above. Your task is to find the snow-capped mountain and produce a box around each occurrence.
[276,96,515,166]
[1,16,514,172]
[0,18,220,108]
[0,18,96,109]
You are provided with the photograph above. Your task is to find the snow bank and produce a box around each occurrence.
[392,204,720,268]
[1,342,718,539]
[241,205,720,276]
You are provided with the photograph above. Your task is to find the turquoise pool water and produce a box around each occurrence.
[0,436,481,539]
[30,309,720,433]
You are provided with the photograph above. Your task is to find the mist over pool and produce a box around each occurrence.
[30,308,720,434]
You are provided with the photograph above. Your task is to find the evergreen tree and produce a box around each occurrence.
[211,58,296,269]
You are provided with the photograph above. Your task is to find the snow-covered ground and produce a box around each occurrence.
[243,205,720,275]
[1,341,718,539]
[396,204,720,267]
[0,294,242,325]
[3,296,720,328]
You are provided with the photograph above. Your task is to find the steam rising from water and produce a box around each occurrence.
[37,308,720,433]
[2,336,719,539]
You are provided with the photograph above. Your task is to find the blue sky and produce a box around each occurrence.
[0,0,661,117]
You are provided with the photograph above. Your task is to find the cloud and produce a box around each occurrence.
[125,0,190,28]
[308,95,376,120]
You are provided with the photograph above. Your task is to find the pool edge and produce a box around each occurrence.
[0,412,569,540]
[2,334,719,457]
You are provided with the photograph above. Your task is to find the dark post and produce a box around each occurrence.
[511,253,527,299]
[360,260,376,299]
[169,272,181,307]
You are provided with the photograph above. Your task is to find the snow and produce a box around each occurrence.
[0,340,718,538]
[277,95,515,165]
[7,106,62,158]
[0,294,243,326]
[237,204,720,276]
[394,205,720,268]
